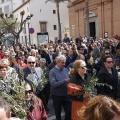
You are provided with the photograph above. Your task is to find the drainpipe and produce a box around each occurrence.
[78,10,80,36]
[101,0,103,38]
[111,0,113,38]
[103,1,105,38]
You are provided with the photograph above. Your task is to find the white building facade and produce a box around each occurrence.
[13,0,70,45]
[0,0,27,45]
[0,0,27,14]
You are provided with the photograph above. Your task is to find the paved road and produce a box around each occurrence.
[47,97,65,120]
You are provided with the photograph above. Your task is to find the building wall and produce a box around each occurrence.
[0,0,13,14]
[13,0,69,45]
[0,0,25,14]
[30,0,69,45]
[12,0,23,11]
[68,0,120,39]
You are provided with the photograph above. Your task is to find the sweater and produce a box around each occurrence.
[49,66,69,96]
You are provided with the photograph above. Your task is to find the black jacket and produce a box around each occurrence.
[23,67,31,82]
[69,73,87,102]
[97,66,118,99]
[45,54,52,66]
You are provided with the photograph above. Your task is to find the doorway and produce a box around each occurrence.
[89,22,96,37]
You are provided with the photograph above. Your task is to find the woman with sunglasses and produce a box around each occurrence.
[97,56,118,100]
[25,81,48,120]
[67,60,89,120]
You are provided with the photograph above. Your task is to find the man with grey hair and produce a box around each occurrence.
[39,58,46,69]
[0,59,18,79]
[92,43,100,58]
[49,55,71,120]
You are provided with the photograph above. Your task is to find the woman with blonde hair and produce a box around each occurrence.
[67,60,89,120]
[79,95,120,120]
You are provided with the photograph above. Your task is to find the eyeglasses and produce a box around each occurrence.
[25,90,33,95]
[0,69,7,72]
[105,53,110,55]
[79,49,84,50]
[106,61,113,64]
[28,62,35,64]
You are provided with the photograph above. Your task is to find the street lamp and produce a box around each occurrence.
[26,15,31,45]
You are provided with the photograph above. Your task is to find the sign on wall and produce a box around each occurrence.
[37,32,49,45]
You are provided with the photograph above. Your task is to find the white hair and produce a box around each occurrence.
[40,58,46,63]
[0,59,10,65]
[56,55,66,63]
[27,56,36,62]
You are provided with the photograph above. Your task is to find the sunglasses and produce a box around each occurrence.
[28,62,35,64]
[79,49,84,50]
[105,53,110,55]
[81,66,87,69]
[25,90,33,95]
[106,61,113,64]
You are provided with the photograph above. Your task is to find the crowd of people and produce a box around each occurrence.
[0,35,120,120]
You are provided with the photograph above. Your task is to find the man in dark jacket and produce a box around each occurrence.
[97,56,118,100]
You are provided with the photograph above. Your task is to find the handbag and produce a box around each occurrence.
[67,83,84,96]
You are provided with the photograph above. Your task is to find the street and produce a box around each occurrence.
[47,97,65,120]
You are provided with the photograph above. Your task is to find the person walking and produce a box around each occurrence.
[67,60,89,120]
[97,56,118,100]
[49,55,71,120]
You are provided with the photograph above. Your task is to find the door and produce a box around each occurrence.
[89,22,96,37]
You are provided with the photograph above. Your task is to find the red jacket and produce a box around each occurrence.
[0,51,4,59]
[26,95,48,120]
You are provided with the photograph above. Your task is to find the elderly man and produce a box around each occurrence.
[39,58,50,112]
[92,43,100,58]
[23,56,43,98]
[49,55,71,120]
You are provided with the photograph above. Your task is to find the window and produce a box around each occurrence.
[23,23,26,34]
[25,36,27,45]
[21,36,23,43]
[1,0,4,3]
[4,5,9,14]
[27,7,29,12]
[40,22,47,32]
[0,8,2,13]
[53,10,56,14]
[22,0,25,3]
[53,25,57,30]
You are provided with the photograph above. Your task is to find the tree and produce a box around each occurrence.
[0,11,33,44]
[85,0,90,38]
[46,0,65,41]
